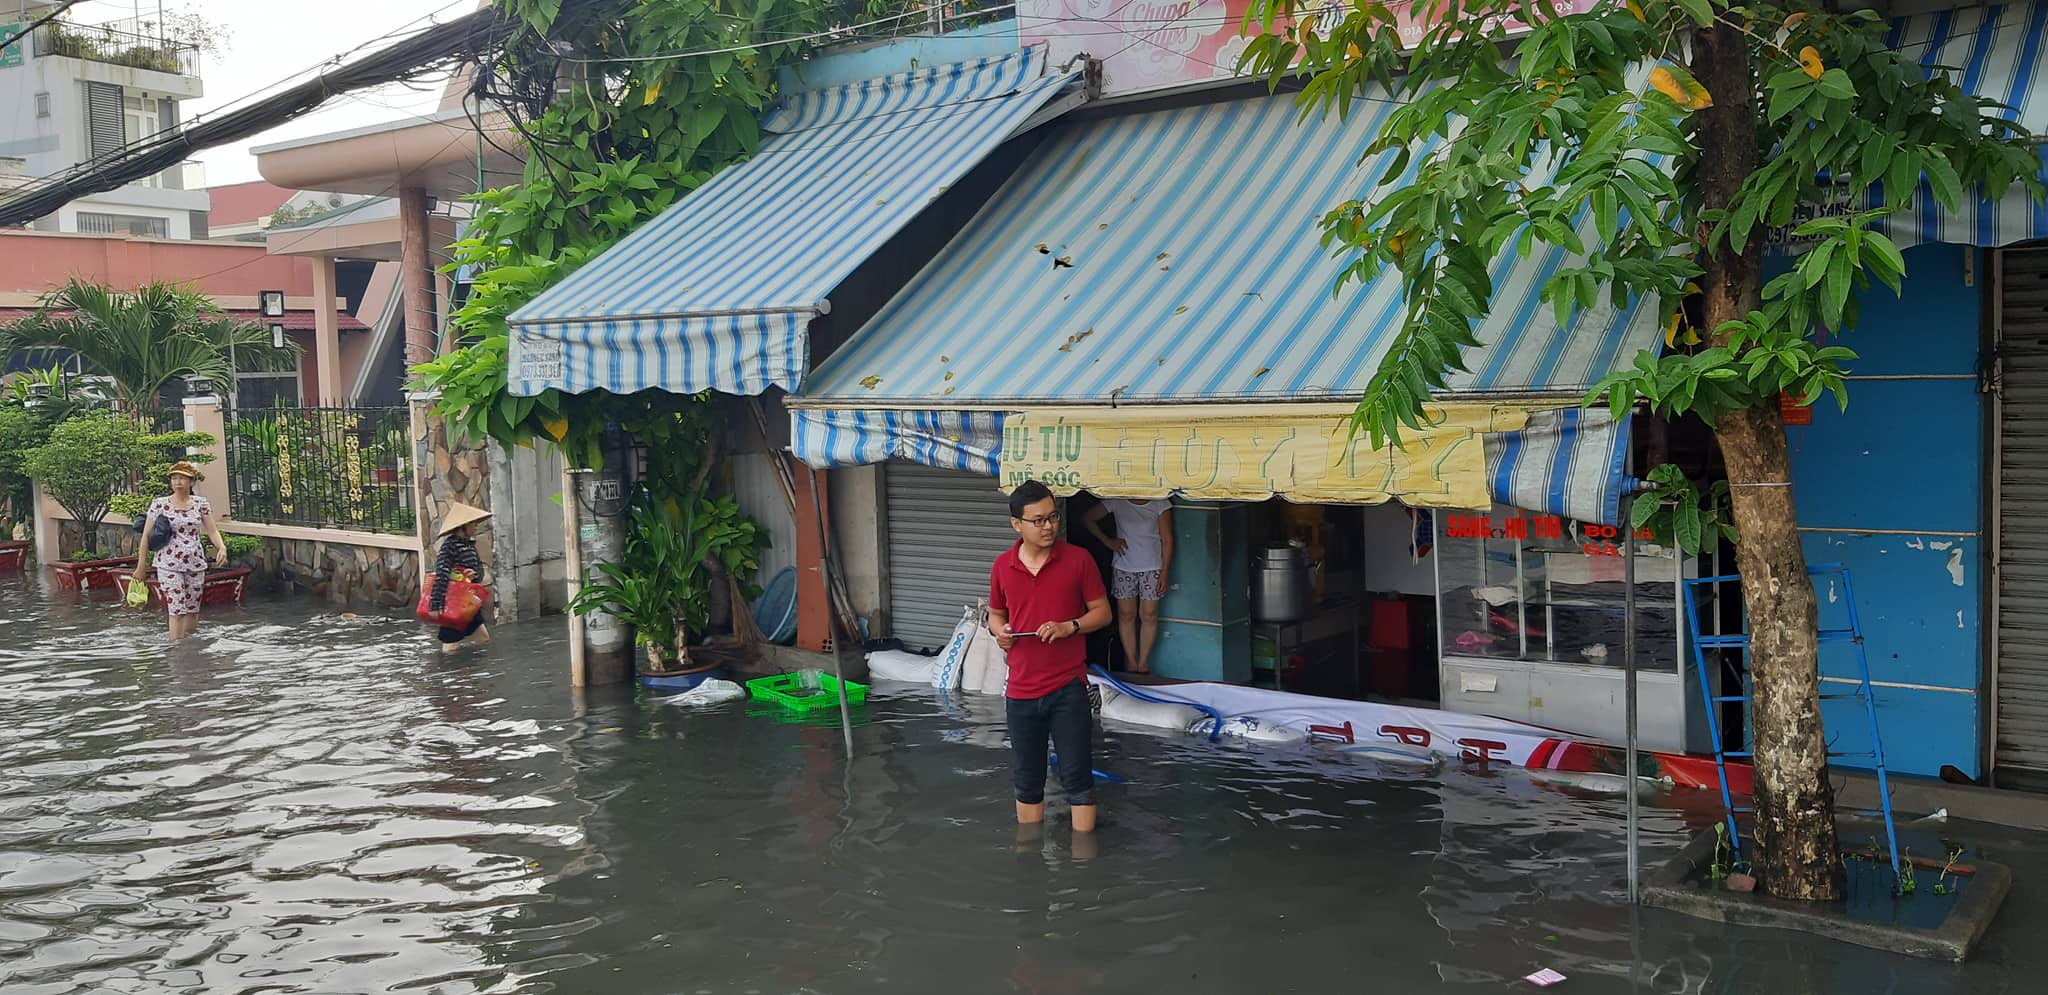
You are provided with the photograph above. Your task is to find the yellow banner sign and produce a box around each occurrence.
[1000,403,1541,507]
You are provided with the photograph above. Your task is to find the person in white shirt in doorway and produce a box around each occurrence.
[1083,497,1174,675]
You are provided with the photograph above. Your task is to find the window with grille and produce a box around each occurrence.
[236,371,302,410]
[76,212,168,237]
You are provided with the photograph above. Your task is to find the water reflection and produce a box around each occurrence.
[2,572,2045,993]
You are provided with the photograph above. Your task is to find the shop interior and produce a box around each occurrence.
[1063,494,1441,703]
[1060,414,1742,754]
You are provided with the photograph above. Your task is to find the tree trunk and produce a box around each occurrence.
[1693,21,1841,901]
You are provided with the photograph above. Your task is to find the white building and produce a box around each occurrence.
[0,6,209,238]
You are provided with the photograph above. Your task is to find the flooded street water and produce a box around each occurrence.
[4,578,2045,994]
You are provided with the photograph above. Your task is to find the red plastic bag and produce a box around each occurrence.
[417,577,487,628]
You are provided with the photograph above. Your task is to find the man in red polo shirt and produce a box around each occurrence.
[988,480,1113,832]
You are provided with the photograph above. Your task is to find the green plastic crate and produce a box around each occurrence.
[746,670,867,714]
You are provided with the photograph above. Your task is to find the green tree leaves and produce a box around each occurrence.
[1,280,294,410]
[1237,2,2042,458]
[20,414,147,552]
[416,0,831,464]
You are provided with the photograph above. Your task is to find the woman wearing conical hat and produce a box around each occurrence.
[428,502,492,653]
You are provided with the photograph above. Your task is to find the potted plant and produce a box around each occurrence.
[567,496,692,675]
[367,417,407,486]
[565,491,761,682]
[22,414,145,590]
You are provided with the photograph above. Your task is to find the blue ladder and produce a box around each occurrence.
[1681,563,1901,887]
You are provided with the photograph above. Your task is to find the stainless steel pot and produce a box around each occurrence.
[1252,540,1314,622]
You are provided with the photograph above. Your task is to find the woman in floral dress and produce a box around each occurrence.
[131,461,228,640]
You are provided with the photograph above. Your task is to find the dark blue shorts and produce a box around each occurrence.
[1007,679,1095,806]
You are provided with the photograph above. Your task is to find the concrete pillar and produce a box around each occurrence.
[30,480,59,566]
[399,187,435,365]
[181,397,230,518]
[311,256,342,405]
[568,467,634,686]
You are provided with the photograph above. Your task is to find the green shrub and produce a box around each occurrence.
[23,415,145,555]
[108,429,218,520]
[0,404,46,525]
[203,533,262,563]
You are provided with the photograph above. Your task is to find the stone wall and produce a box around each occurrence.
[56,521,140,560]
[245,536,419,609]
[410,394,497,603]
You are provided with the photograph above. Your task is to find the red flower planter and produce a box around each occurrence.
[0,539,29,573]
[145,566,252,609]
[50,555,137,592]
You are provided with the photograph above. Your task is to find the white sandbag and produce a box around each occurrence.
[663,678,746,707]
[960,603,990,695]
[965,603,1008,697]
[931,606,975,690]
[867,649,936,684]
[1095,682,1206,731]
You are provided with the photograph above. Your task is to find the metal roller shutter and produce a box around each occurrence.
[1997,247,2048,780]
[884,462,1020,651]
[82,81,124,158]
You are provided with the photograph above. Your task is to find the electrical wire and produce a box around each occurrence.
[564,2,1021,64]
[0,1,527,227]
[0,0,88,52]
[0,0,510,222]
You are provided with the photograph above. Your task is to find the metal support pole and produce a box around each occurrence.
[1623,490,1640,905]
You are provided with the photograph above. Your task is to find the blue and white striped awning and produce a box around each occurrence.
[1487,408,1631,526]
[503,47,1080,397]
[792,408,1005,477]
[1858,1,2048,250]
[789,87,1652,523]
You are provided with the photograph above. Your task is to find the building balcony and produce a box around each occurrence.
[32,18,201,78]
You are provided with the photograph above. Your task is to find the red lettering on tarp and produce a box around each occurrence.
[1458,738,1509,764]
[1308,721,1356,744]
[1379,725,1432,748]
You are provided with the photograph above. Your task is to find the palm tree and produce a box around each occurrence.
[0,279,295,410]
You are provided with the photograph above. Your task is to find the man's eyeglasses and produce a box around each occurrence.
[1018,513,1060,529]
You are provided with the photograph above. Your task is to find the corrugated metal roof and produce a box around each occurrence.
[798,88,1660,407]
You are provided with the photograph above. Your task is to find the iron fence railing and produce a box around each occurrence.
[33,20,200,75]
[825,0,1012,39]
[225,406,415,536]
